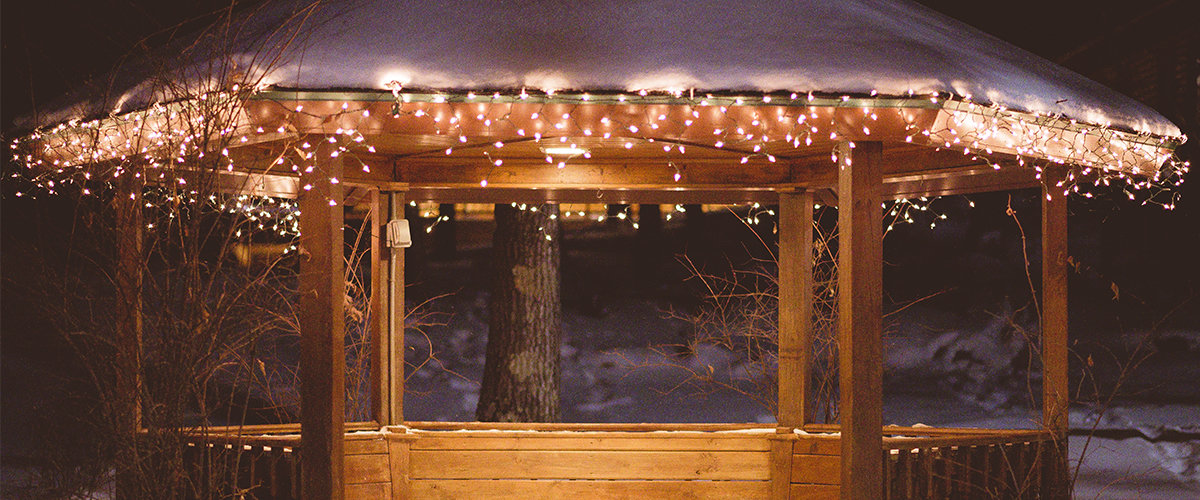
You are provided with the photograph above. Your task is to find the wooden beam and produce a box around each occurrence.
[836,141,884,500]
[299,144,346,500]
[882,165,1039,200]
[404,186,778,205]
[369,190,388,425]
[224,141,1037,201]
[777,190,814,428]
[387,192,406,424]
[388,147,982,190]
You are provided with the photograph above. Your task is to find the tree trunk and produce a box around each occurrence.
[477,203,562,422]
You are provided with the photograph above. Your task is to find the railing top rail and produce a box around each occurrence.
[172,420,1054,451]
[189,421,378,435]
[182,434,301,449]
[883,430,1055,450]
[400,421,775,433]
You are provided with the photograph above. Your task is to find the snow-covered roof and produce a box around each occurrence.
[38,0,1181,140]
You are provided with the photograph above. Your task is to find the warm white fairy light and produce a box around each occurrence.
[8,86,1187,245]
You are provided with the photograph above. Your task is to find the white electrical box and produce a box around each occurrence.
[386,219,412,248]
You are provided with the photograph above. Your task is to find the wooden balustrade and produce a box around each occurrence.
[181,432,301,500]
[882,430,1054,500]
[173,424,1056,499]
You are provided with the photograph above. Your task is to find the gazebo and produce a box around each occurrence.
[12,0,1187,498]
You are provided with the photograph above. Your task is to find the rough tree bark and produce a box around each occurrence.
[477,203,562,422]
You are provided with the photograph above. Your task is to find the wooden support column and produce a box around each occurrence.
[1041,183,1069,432]
[112,175,143,499]
[299,142,346,500]
[836,141,883,500]
[1041,178,1070,498]
[370,189,406,427]
[387,192,406,424]
[778,190,814,428]
[369,191,388,425]
[113,179,144,430]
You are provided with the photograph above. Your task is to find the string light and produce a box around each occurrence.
[8,87,1187,236]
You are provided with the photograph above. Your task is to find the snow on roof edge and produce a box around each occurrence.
[13,0,1187,151]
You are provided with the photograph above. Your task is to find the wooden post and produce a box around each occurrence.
[770,431,795,499]
[387,192,406,424]
[836,141,883,500]
[112,175,143,499]
[778,190,814,428]
[1041,183,1069,432]
[299,141,346,500]
[1041,177,1069,498]
[113,179,144,430]
[369,190,388,425]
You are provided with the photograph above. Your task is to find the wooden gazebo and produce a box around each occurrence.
[13,0,1186,498]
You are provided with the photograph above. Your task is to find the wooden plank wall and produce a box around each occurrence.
[399,430,774,499]
[345,433,392,500]
[791,433,842,500]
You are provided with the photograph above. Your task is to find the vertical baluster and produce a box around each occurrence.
[1003,442,1017,498]
[955,445,970,499]
[914,447,926,499]
[944,447,955,499]
[882,449,892,500]
[968,444,983,498]
[926,446,936,496]
[267,448,279,499]
[294,449,303,499]
[959,446,972,499]
[1022,441,1036,499]
[247,446,258,497]
[897,446,912,496]
[928,447,939,499]
[980,443,992,497]
[1033,439,1045,498]
[993,441,1003,494]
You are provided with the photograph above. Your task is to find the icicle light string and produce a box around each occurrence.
[485,196,960,238]
[9,87,1187,222]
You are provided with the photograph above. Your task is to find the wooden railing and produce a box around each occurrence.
[179,423,388,500]
[181,431,301,500]
[881,429,1055,500]
[174,423,1059,499]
